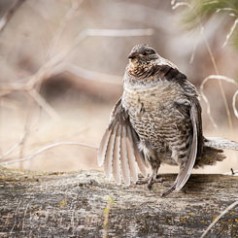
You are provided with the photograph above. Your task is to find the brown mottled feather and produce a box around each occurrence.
[127,126,148,177]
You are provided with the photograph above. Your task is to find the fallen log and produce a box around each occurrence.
[0,167,238,238]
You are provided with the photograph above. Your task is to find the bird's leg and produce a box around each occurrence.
[161,157,187,197]
[136,144,164,189]
[147,166,164,190]
[136,162,163,189]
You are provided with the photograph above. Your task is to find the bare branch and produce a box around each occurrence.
[0,137,25,161]
[27,89,60,120]
[27,27,153,88]
[171,1,191,10]
[84,28,154,37]
[1,26,150,117]
[62,63,122,85]
[18,96,40,169]
[46,0,84,59]
[0,0,26,33]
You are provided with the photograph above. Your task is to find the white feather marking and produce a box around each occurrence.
[98,129,111,167]
[112,125,122,184]
[126,126,138,183]
[104,124,118,178]
[120,126,131,186]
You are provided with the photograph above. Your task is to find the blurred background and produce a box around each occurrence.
[0,0,238,174]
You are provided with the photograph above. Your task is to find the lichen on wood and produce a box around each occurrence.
[0,167,238,237]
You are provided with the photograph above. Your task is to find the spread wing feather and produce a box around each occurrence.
[128,127,148,177]
[112,125,122,184]
[97,128,111,167]
[98,98,147,185]
[126,126,139,183]
[103,123,118,178]
[175,102,198,191]
[120,126,131,186]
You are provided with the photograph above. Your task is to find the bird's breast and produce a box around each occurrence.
[122,80,191,148]
[122,80,183,116]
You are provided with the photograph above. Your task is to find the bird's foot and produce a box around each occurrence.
[136,175,164,190]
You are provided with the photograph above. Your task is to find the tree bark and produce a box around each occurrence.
[0,166,238,238]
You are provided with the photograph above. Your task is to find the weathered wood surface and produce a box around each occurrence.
[0,167,238,238]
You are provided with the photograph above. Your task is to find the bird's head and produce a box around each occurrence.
[126,44,178,79]
[128,44,158,65]
[127,44,160,78]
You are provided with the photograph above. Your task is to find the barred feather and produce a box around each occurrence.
[205,137,238,151]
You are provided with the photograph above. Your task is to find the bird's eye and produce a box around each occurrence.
[147,49,156,54]
[142,49,156,55]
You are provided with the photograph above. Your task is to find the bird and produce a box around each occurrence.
[98,44,238,197]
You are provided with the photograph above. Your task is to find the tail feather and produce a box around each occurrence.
[194,146,225,168]
[205,137,238,151]
[194,137,238,168]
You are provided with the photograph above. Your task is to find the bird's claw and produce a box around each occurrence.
[136,175,164,190]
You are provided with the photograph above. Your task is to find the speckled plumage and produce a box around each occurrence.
[98,44,238,196]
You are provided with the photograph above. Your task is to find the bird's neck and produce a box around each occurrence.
[123,63,169,89]
[124,62,188,91]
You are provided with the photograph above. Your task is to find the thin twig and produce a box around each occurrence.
[200,201,238,238]
[222,18,238,47]
[200,75,238,127]
[84,28,154,37]
[0,0,26,33]
[0,141,97,165]
[216,8,237,14]
[232,90,238,119]
[27,89,60,120]
[171,1,190,10]
[18,94,37,169]
[172,1,235,129]
[26,27,153,89]
[46,0,84,59]
[0,136,25,160]
[1,27,152,111]
[61,63,122,85]
[200,26,233,129]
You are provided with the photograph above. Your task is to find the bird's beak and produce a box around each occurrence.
[128,52,137,60]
